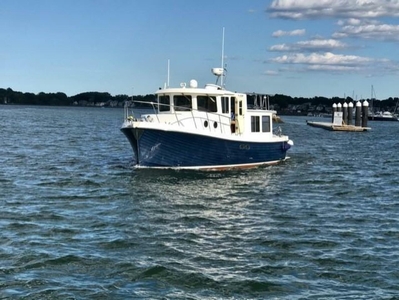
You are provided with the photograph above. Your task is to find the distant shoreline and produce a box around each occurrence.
[1,88,398,116]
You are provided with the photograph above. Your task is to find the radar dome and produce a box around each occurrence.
[211,68,224,76]
[189,79,198,88]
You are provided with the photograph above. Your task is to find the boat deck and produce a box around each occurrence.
[306,121,371,132]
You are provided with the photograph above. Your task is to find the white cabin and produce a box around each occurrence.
[151,80,275,140]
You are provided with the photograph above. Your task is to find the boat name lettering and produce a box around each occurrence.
[239,144,250,150]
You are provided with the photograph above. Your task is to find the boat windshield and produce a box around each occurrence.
[197,95,217,112]
[174,95,192,111]
[158,95,170,112]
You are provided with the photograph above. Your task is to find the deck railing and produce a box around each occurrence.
[124,100,233,134]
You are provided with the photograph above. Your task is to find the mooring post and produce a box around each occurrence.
[348,102,353,125]
[362,100,369,128]
[332,103,337,123]
[355,101,362,127]
[343,102,348,125]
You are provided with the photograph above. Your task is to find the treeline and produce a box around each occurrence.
[1,87,398,110]
[0,88,156,107]
[267,94,398,111]
[250,94,399,112]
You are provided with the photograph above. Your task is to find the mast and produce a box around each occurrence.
[371,85,374,119]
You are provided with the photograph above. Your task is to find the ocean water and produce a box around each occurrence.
[1,105,399,299]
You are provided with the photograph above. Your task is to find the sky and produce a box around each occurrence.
[1,0,399,99]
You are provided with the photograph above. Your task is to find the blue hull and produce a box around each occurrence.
[121,128,290,169]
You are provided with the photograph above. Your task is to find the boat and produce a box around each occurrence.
[368,85,399,121]
[120,29,293,170]
[120,69,293,170]
[368,111,399,122]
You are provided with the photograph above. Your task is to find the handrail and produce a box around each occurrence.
[124,99,232,134]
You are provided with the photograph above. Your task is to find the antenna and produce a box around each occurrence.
[220,27,225,87]
[211,28,226,87]
[167,59,170,88]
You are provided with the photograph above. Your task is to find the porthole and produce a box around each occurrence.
[204,120,208,127]
[213,122,218,129]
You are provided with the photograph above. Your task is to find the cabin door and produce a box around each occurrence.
[235,95,245,134]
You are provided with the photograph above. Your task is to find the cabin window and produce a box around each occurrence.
[174,95,192,111]
[197,95,217,112]
[159,95,170,112]
[231,97,236,115]
[262,116,271,132]
[239,100,243,115]
[221,97,229,113]
[251,116,260,132]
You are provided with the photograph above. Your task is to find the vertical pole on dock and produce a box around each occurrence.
[362,100,369,128]
[348,102,353,125]
[355,101,362,126]
[332,103,337,123]
[343,102,348,125]
[337,103,342,112]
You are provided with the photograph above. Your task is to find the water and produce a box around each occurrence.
[1,105,399,299]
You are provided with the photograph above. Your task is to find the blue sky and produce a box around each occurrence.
[1,0,399,99]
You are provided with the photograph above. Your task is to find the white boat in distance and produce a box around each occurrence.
[368,85,399,121]
[120,67,293,170]
[368,111,399,121]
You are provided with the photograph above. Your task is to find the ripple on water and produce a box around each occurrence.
[2,110,399,299]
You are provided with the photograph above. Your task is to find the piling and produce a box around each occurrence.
[362,100,369,128]
[343,102,348,125]
[355,101,362,127]
[348,102,353,125]
[331,103,337,123]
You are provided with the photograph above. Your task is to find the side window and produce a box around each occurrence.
[221,97,229,114]
[159,95,170,112]
[262,116,271,132]
[197,95,217,112]
[231,97,236,114]
[251,116,260,132]
[174,95,192,111]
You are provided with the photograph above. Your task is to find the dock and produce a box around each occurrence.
[306,121,371,132]
[307,102,371,132]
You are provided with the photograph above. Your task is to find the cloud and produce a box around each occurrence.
[337,18,365,26]
[264,70,279,76]
[267,0,399,20]
[268,52,395,73]
[272,29,306,37]
[271,52,373,65]
[333,21,399,41]
[265,1,399,78]
[307,64,361,71]
[270,39,349,52]
[269,44,292,51]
